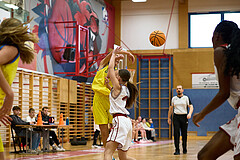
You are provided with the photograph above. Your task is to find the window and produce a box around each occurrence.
[224,13,240,27]
[189,13,221,48]
[0,1,29,23]
[0,8,10,23]
[189,12,240,48]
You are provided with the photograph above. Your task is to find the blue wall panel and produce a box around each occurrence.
[160,130,169,138]
[150,110,159,118]
[160,79,169,87]
[140,109,149,118]
[161,69,169,77]
[151,69,159,78]
[161,119,169,128]
[173,89,237,136]
[150,99,159,108]
[140,79,149,88]
[141,59,149,68]
[160,109,168,118]
[140,99,148,106]
[140,89,149,98]
[150,59,159,68]
[161,99,169,108]
[150,79,159,88]
[134,57,171,138]
[141,70,149,79]
[160,89,169,98]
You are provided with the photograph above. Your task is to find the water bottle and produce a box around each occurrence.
[66,117,69,125]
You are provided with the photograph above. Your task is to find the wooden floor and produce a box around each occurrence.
[5,137,233,160]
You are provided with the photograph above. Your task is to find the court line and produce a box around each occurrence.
[9,140,173,160]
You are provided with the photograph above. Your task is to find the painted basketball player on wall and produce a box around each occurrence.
[31,0,115,82]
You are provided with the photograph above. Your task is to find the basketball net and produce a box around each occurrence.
[127,69,135,84]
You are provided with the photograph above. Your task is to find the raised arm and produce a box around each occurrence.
[98,50,114,70]
[108,47,122,94]
[192,48,230,127]
[99,48,135,71]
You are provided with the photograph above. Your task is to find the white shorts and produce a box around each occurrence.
[107,116,132,151]
[94,122,100,131]
[220,112,240,156]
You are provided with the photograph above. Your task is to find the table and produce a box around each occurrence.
[57,125,70,147]
[16,125,70,152]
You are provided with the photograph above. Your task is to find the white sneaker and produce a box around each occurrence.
[27,149,38,154]
[57,145,65,151]
[92,145,101,148]
[36,148,42,153]
[52,144,59,151]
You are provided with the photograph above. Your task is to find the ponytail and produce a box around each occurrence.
[118,69,138,108]
[225,28,240,77]
[126,81,138,109]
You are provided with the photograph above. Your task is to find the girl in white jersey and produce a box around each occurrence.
[193,21,240,159]
[104,47,138,160]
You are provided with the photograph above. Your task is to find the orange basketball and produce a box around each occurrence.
[149,30,166,47]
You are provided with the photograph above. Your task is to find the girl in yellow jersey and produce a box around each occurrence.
[92,49,134,148]
[0,18,38,160]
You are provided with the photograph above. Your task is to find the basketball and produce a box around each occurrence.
[149,30,166,47]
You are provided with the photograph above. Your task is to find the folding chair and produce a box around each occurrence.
[10,126,26,153]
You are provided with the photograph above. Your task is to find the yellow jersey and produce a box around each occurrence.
[0,45,20,107]
[92,65,112,95]
[92,65,114,124]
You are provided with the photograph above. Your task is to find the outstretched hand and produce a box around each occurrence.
[0,105,13,126]
[114,47,135,64]
[113,46,123,55]
[127,52,135,64]
[0,115,12,126]
[120,50,135,64]
[187,114,191,119]
[115,54,124,63]
[192,112,204,127]
[105,76,109,83]
[167,119,171,125]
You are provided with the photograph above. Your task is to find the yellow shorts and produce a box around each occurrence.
[0,134,4,152]
[92,92,112,125]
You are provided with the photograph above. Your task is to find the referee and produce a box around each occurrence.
[168,85,194,155]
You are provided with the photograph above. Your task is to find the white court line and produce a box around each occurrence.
[9,140,174,160]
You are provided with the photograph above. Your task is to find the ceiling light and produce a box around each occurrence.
[132,0,147,2]
[5,4,19,9]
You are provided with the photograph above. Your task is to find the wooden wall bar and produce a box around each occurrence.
[0,69,94,146]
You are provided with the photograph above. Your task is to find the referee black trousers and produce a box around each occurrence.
[173,114,188,152]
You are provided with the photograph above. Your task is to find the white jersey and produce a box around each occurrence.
[109,85,130,115]
[25,116,36,123]
[215,65,240,109]
[220,109,240,156]
[171,95,190,114]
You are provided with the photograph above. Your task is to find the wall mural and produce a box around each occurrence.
[31,0,115,82]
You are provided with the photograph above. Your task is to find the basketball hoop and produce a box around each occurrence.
[127,69,135,83]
